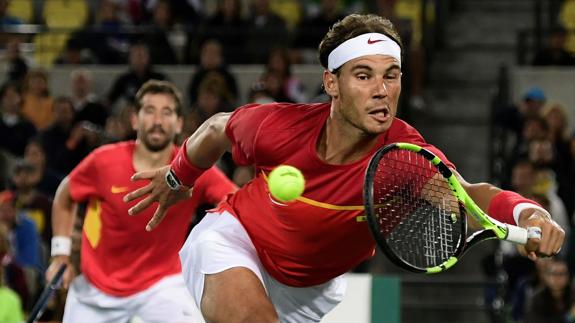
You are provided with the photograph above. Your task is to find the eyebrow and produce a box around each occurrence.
[350,64,401,73]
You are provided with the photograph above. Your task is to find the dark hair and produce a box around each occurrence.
[318,14,403,71]
[134,80,183,116]
[0,81,21,99]
[54,95,75,110]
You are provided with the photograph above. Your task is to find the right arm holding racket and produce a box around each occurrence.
[45,177,76,289]
[364,143,565,273]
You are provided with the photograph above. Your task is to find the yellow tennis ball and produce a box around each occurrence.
[268,165,305,202]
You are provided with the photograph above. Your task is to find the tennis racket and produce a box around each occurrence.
[363,142,541,274]
[26,263,67,323]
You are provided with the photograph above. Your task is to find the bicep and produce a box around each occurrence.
[186,112,232,168]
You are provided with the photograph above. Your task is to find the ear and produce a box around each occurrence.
[323,71,338,98]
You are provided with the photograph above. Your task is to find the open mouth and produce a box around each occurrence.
[368,106,391,122]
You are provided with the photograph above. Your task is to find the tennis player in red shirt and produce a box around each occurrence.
[125,15,564,323]
[46,80,236,323]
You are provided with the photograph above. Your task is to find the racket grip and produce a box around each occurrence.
[505,225,542,244]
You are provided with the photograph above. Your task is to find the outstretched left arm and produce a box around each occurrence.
[454,170,565,259]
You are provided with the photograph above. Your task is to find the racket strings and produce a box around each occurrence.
[373,149,464,268]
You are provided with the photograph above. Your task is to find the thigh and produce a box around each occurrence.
[135,275,204,323]
[202,267,278,323]
[179,212,278,323]
[63,276,132,323]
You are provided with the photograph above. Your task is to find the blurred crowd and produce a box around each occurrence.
[0,0,574,322]
[490,85,575,323]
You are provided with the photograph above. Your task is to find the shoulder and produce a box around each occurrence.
[236,102,328,125]
[91,141,134,157]
[84,141,134,168]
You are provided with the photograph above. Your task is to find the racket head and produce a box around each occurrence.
[364,143,467,273]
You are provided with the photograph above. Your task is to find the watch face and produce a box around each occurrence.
[166,170,181,189]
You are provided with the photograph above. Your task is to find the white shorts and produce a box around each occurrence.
[63,273,204,323]
[179,211,347,323]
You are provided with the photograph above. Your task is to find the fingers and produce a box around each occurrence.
[524,222,565,259]
[130,170,158,182]
[63,268,74,289]
[123,184,153,203]
[128,195,156,216]
[146,204,168,231]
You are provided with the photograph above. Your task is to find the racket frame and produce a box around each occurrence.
[364,142,510,273]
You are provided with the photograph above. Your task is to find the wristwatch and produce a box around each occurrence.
[165,168,186,190]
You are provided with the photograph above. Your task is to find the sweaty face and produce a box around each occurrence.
[329,55,401,135]
[135,93,182,152]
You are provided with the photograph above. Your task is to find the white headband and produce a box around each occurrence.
[327,33,401,72]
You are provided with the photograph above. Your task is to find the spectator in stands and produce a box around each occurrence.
[193,0,248,64]
[55,37,96,65]
[526,259,572,323]
[0,223,24,323]
[293,0,345,62]
[533,26,575,66]
[543,103,571,166]
[70,69,109,127]
[3,38,28,84]
[264,48,307,103]
[187,39,238,105]
[259,70,294,103]
[10,159,52,247]
[162,0,203,28]
[107,42,167,109]
[38,96,94,175]
[510,257,550,322]
[0,190,43,291]
[0,82,36,157]
[141,0,178,65]
[185,72,234,137]
[85,0,130,64]
[247,80,274,104]
[21,70,54,131]
[244,0,289,63]
[23,139,64,198]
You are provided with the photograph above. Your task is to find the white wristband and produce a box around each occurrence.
[51,236,72,256]
[513,203,552,225]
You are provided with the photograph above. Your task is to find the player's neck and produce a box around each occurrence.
[317,116,378,165]
[132,141,172,172]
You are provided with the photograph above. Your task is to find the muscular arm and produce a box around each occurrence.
[185,112,232,168]
[52,177,76,240]
[46,176,76,288]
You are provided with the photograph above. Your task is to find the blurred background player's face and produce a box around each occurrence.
[135,93,182,152]
[331,55,401,135]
